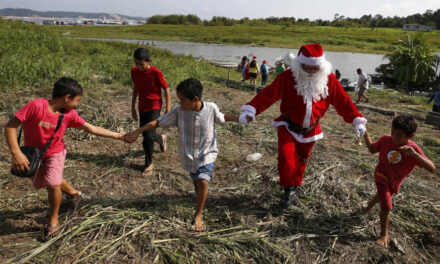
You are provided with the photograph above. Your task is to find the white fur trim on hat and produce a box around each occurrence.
[297,52,326,66]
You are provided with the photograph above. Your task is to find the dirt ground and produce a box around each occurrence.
[1,85,439,263]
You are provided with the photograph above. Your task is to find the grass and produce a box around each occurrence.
[1,18,440,263]
[44,24,440,54]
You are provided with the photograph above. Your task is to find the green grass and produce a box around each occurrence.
[0,18,238,111]
[44,24,440,54]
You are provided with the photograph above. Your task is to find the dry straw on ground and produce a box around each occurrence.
[1,85,439,263]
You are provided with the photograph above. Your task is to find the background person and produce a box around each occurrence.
[356,68,369,103]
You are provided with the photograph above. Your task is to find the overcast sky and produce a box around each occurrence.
[1,0,439,20]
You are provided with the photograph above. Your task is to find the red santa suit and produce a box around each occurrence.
[240,44,365,188]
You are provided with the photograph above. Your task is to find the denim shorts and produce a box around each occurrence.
[190,163,214,182]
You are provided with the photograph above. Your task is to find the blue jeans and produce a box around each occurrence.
[261,74,268,85]
[190,163,214,182]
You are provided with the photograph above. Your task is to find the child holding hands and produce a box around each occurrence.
[5,77,128,237]
[125,78,238,231]
[362,115,436,248]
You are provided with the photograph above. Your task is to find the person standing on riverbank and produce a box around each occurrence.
[276,59,285,76]
[239,44,366,208]
[248,56,259,85]
[260,60,269,85]
[131,48,171,177]
[427,84,440,113]
[356,68,369,103]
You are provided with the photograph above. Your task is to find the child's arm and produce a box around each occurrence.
[399,145,436,174]
[125,120,159,142]
[131,85,138,121]
[5,117,30,172]
[224,114,239,122]
[363,130,377,154]
[164,88,171,114]
[80,123,124,140]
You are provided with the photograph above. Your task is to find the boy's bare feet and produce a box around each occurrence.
[192,216,204,232]
[143,164,154,177]
[44,223,61,239]
[160,134,167,152]
[70,191,85,211]
[361,206,374,217]
[376,236,389,248]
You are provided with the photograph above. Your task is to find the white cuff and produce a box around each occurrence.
[282,51,296,67]
[241,105,256,115]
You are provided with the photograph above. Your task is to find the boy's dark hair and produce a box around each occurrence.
[52,77,83,99]
[356,68,362,73]
[134,48,150,61]
[392,115,417,136]
[176,78,203,100]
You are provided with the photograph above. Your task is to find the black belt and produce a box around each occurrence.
[282,114,319,136]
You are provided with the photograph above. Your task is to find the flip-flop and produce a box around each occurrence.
[160,134,167,153]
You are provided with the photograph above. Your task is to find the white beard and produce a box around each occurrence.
[291,58,332,103]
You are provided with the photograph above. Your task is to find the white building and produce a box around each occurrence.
[403,24,433,32]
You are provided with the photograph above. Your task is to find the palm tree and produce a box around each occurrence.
[385,34,435,94]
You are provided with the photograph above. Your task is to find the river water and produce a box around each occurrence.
[80,37,389,82]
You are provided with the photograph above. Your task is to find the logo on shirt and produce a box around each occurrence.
[387,150,402,164]
[39,121,56,128]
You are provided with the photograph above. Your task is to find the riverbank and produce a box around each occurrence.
[45,24,440,54]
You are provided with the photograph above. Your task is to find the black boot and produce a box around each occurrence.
[279,186,298,208]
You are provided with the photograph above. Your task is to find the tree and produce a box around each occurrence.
[380,34,436,94]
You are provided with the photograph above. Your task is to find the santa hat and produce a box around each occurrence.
[252,56,257,60]
[297,43,325,66]
[263,60,267,64]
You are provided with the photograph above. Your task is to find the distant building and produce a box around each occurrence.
[403,24,433,32]
[42,20,55,25]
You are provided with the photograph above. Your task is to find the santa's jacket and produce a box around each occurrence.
[245,68,363,143]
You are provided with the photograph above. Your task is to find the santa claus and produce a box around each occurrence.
[239,43,367,208]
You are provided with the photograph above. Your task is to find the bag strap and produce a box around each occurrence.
[41,110,65,155]
[17,109,65,154]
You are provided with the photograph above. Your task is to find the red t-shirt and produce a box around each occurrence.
[131,65,168,112]
[372,135,427,194]
[15,98,86,157]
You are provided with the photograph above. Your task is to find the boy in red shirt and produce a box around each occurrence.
[131,48,171,176]
[5,77,127,237]
[363,115,436,248]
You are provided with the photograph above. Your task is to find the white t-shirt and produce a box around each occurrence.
[358,73,369,89]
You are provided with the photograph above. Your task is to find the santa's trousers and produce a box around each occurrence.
[277,126,315,187]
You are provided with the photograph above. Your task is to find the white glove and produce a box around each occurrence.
[353,117,367,137]
[239,105,256,125]
[282,51,296,67]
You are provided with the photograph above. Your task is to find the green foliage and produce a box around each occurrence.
[147,14,201,25]
[0,18,231,101]
[378,34,436,93]
[45,23,440,55]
